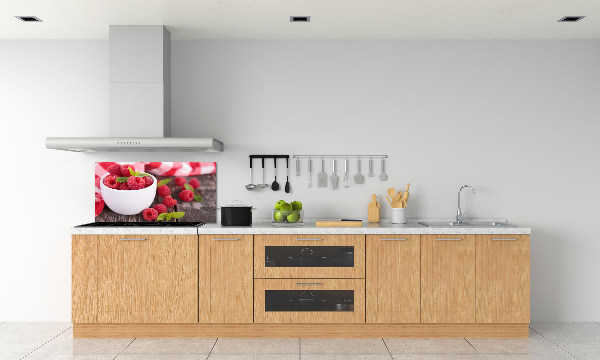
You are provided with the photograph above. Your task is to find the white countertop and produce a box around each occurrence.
[71,219,531,235]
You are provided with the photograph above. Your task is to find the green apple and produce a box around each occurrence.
[287,210,300,223]
[279,202,292,214]
[273,210,285,223]
[290,201,303,210]
[275,200,287,210]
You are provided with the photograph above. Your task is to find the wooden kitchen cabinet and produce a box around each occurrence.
[366,235,420,323]
[476,235,530,323]
[198,235,253,323]
[96,234,198,323]
[72,235,98,323]
[421,234,476,323]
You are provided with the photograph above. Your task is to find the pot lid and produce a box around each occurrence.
[222,200,253,208]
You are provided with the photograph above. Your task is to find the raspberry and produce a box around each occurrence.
[152,204,168,215]
[178,189,194,202]
[174,177,186,186]
[118,182,129,190]
[157,185,171,197]
[143,176,154,188]
[163,196,177,207]
[142,208,158,221]
[189,178,200,189]
[103,175,119,189]
[127,176,145,190]
[121,164,136,177]
[107,163,122,176]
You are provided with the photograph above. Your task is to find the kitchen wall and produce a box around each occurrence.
[1,40,599,322]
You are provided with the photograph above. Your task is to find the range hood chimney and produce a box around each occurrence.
[46,25,224,152]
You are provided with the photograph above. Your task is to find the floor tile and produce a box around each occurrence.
[122,338,216,355]
[25,328,133,360]
[210,338,299,355]
[383,338,479,355]
[208,355,298,360]
[116,355,201,360]
[531,323,600,360]
[0,322,71,360]
[417,356,485,360]
[300,355,393,360]
[466,337,530,354]
[300,338,389,355]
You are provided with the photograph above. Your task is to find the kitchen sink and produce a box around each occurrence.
[418,221,516,228]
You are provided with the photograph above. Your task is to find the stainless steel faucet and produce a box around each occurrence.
[456,185,476,224]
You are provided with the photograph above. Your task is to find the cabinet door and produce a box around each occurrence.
[72,235,98,323]
[97,234,198,323]
[366,235,420,323]
[421,234,475,323]
[199,235,253,323]
[476,235,530,323]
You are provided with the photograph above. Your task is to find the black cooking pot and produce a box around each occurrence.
[219,201,255,226]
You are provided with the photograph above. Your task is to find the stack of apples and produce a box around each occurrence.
[273,200,302,223]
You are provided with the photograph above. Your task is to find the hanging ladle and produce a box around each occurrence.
[245,158,256,191]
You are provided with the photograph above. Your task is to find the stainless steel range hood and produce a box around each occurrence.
[46,25,224,152]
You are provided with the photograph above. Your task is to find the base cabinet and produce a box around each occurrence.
[476,235,530,323]
[421,235,476,323]
[199,235,253,323]
[96,234,198,323]
[366,235,420,323]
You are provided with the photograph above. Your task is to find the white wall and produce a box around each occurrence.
[1,40,599,322]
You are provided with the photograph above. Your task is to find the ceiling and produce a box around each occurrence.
[2,0,599,39]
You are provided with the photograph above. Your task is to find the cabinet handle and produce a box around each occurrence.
[296,238,322,241]
[213,238,240,241]
[296,283,323,286]
[492,238,517,241]
[436,238,462,241]
[382,238,407,241]
[120,238,146,241]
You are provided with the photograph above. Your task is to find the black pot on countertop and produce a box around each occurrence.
[219,200,256,226]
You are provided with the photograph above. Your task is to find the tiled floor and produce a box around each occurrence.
[0,322,599,360]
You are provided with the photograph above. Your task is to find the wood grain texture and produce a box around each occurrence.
[72,235,98,323]
[476,235,530,323]
[366,235,420,323]
[74,323,529,338]
[254,278,365,323]
[254,234,365,279]
[198,235,253,323]
[97,234,198,323]
[314,221,363,227]
[421,235,476,323]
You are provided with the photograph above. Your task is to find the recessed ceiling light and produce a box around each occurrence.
[15,16,42,22]
[558,16,585,22]
[290,16,311,23]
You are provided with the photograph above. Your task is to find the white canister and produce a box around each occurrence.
[392,208,407,224]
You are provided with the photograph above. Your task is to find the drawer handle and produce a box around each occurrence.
[120,238,146,241]
[492,238,517,241]
[296,283,323,286]
[296,238,322,241]
[213,238,240,241]
[436,238,462,241]
[382,238,407,241]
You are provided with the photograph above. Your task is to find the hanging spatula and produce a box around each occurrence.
[317,159,327,188]
[353,158,365,184]
[330,159,339,190]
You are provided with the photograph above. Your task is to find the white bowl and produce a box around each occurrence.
[100,173,157,216]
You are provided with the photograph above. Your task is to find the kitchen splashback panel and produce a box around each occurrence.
[95,161,216,223]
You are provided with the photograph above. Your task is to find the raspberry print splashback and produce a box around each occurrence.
[95,162,217,223]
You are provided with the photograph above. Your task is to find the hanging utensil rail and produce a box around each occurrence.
[292,155,387,159]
